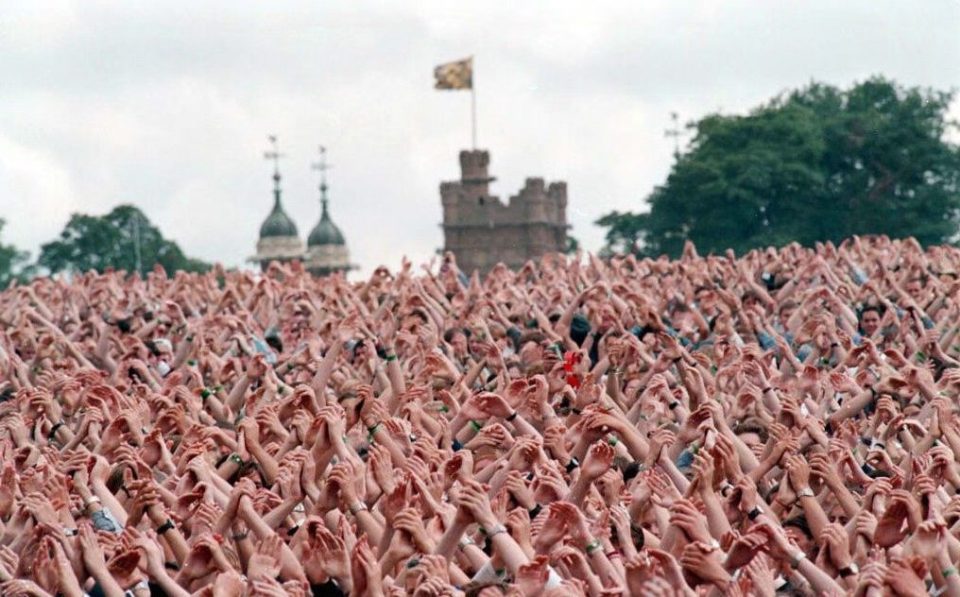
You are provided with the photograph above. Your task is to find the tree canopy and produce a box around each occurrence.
[0,219,30,288]
[598,77,960,257]
[38,204,210,275]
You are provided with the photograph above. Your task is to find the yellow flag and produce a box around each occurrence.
[434,57,473,90]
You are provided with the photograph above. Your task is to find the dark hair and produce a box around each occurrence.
[782,515,813,540]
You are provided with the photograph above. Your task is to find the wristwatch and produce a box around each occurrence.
[838,563,859,577]
[797,487,815,499]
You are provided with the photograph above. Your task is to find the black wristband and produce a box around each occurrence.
[506,411,519,422]
[748,506,762,521]
[157,519,176,535]
[565,457,580,473]
[48,421,66,440]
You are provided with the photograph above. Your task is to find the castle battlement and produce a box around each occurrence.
[440,149,568,274]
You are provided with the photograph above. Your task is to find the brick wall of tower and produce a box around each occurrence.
[441,150,568,275]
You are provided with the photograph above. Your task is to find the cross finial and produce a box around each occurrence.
[664,112,685,161]
[264,135,285,204]
[264,134,285,181]
[311,145,333,210]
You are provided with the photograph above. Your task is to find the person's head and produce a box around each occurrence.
[904,277,924,301]
[742,291,762,312]
[443,328,469,358]
[777,300,798,327]
[859,305,883,337]
[782,516,814,556]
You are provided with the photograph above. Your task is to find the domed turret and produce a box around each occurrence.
[304,146,353,277]
[250,136,304,271]
[260,185,299,239]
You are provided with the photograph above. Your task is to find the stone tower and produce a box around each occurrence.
[441,150,568,274]
[304,149,353,277]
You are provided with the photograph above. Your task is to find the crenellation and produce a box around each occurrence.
[441,149,568,274]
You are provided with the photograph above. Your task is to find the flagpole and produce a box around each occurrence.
[470,60,477,149]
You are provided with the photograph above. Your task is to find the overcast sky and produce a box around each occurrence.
[2,1,958,275]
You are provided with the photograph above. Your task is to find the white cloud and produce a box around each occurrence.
[0,0,957,275]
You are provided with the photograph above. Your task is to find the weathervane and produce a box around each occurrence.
[311,145,333,209]
[264,135,285,195]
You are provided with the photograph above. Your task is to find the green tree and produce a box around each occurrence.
[598,78,960,257]
[0,219,30,288]
[38,204,210,275]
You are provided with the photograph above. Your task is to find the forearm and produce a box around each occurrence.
[700,491,732,540]
[796,556,844,595]
[146,566,191,597]
[86,565,125,597]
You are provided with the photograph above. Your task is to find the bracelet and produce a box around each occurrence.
[349,502,368,515]
[747,506,763,521]
[506,411,519,422]
[458,537,475,550]
[469,420,483,433]
[944,566,958,578]
[485,524,508,538]
[668,401,680,410]
[565,457,580,473]
[607,436,619,446]
[157,519,176,535]
[605,550,621,559]
[585,539,603,554]
[367,423,381,435]
[797,487,815,499]
[84,495,101,509]
[231,532,249,541]
[385,354,398,362]
[790,551,806,569]
[762,387,773,394]
[228,453,244,466]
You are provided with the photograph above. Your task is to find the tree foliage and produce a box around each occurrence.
[598,77,960,257]
[38,204,210,275]
[0,219,30,288]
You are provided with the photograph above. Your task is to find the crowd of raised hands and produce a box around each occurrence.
[4,235,960,596]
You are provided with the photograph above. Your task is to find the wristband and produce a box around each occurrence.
[232,532,249,541]
[565,457,580,473]
[48,421,66,440]
[349,502,368,515]
[229,453,244,466]
[157,519,176,535]
[485,524,508,538]
[458,537,475,550]
[506,411,519,422]
[790,551,806,569]
[585,539,603,554]
[608,436,619,446]
[385,354,398,362]
[469,420,483,433]
[668,401,680,410]
[797,487,815,499]
[747,506,762,521]
[944,566,958,578]
[84,495,101,508]
[838,563,859,578]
